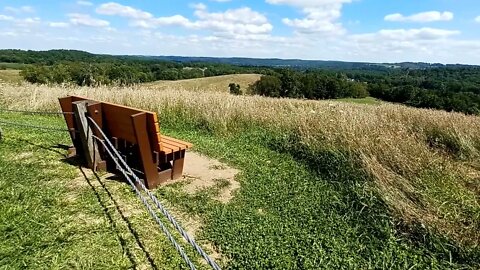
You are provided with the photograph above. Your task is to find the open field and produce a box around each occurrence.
[335,96,383,105]
[0,70,21,83]
[143,74,261,93]
[0,83,479,269]
[0,62,27,70]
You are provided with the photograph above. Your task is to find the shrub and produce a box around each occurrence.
[229,83,241,95]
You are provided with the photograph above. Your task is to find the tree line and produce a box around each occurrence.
[347,68,480,114]
[250,69,368,99]
[19,61,274,87]
[3,49,480,115]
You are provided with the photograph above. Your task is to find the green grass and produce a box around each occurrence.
[157,127,479,269]
[0,70,22,83]
[0,110,479,269]
[0,63,27,70]
[334,97,383,105]
[0,113,202,269]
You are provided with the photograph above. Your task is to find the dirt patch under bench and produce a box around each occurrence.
[181,151,240,203]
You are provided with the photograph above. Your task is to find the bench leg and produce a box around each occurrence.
[172,158,185,180]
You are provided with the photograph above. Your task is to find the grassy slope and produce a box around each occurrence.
[0,63,27,70]
[143,74,261,93]
[161,127,477,269]
[335,97,383,105]
[0,113,202,269]
[0,70,21,84]
[2,113,473,270]
[0,85,479,269]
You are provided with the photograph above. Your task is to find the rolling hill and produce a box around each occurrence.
[143,74,261,93]
[1,82,479,268]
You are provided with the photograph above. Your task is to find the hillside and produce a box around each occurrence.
[5,49,480,115]
[143,74,261,93]
[2,49,477,70]
[0,83,479,269]
[0,70,21,83]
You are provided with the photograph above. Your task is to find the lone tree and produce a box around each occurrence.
[229,83,241,95]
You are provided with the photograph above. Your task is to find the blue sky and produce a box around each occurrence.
[0,0,479,64]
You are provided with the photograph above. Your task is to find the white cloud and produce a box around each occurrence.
[191,6,272,35]
[96,2,153,20]
[68,13,110,27]
[0,14,14,21]
[344,28,477,63]
[0,13,41,27]
[4,6,35,14]
[48,22,70,28]
[267,0,351,34]
[210,0,231,2]
[385,11,454,22]
[1,1,479,65]
[77,1,94,6]
[353,28,460,42]
[98,2,273,36]
[475,16,480,23]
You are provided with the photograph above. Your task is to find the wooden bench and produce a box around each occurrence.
[59,96,192,189]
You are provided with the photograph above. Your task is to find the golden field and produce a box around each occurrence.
[143,74,261,93]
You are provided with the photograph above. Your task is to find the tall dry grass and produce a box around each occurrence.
[1,83,479,248]
[142,74,261,93]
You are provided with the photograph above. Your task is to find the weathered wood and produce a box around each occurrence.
[59,96,79,150]
[60,95,193,189]
[73,101,102,170]
[172,157,185,180]
[86,102,107,171]
[131,112,161,188]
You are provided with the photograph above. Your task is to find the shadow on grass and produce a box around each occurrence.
[7,136,159,269]
[79,167,159,270]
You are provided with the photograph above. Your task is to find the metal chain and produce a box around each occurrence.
[0,108,74,115]
[0,120,74,133]
[88,117,221,270]
[94,137,197,270]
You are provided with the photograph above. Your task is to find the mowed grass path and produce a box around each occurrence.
[0,70,21,84]
[143,74,261,93]
[0,113,198,269]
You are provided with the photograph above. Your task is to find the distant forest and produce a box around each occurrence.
[1,49,480,115]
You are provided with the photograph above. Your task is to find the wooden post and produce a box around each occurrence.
[73,101,102,170]
[86,102,107,171]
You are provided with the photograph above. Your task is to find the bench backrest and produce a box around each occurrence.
[59,96,162,152]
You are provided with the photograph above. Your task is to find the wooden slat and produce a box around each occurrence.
[161,138,187,149]
[162,142,182,151]
[161,147,173,154]
[160,135,193,148]
[162,144,176,153]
